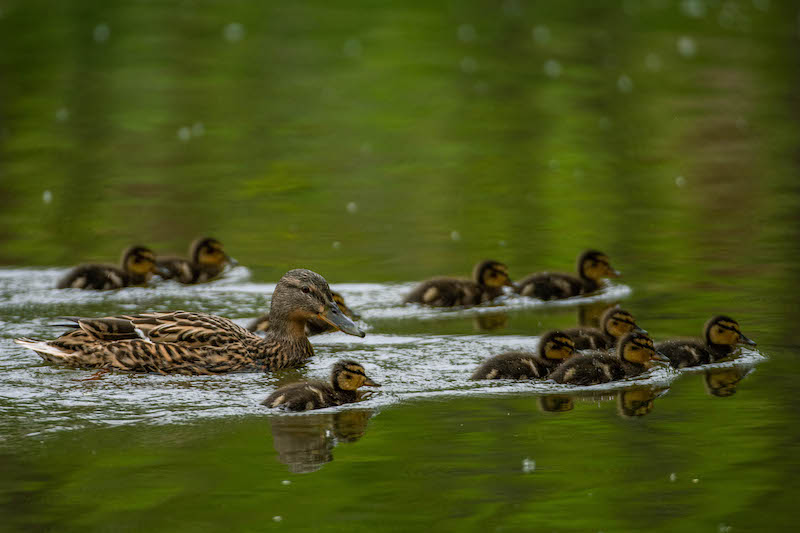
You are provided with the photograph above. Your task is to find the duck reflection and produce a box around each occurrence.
[269,409,374,473]
[534,387,665,418]
[616,387,664,418]
[703,367,752,397]
[538,395,574,412]
[578,301,619,327]
[473,312,508,332]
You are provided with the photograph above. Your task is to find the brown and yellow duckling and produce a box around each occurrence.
[550,332,668,385]
[263,360,381,411]
[156,237,236,284]
[56,245,160,290]
[515,250,620,300]
[404,260,512,307]
[248,290,359,336]
[656,315,756,369]
[470,330,576,380]
[17,269,365,375]
[563,307,646,350]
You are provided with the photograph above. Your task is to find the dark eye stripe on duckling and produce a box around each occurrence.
[344,365,367,377]
[548,338,575,350]
[716,321,741,333]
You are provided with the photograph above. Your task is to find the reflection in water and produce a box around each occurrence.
[616,388,664,418]
[538,395,574,412]
[473,312,509,332]
[704,367,753,397]
[269,409,374,473]
[578,302,619,328]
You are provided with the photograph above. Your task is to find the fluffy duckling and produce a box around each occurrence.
[470,330,576,380]
[156,237,235,284]
[248,291,358,336]
[563,307,646,350]
[550,332,667,385]
[17,269,365,374]
[56,245,160,290]
[263,360,381,411]
[404,260,512,307]
[515,250,620,300]
[656,315,756,369]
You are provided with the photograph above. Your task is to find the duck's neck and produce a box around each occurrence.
[256,312,315,370]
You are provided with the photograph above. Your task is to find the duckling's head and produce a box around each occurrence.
[538,330,577,361]
[617,388,657,417]
[332,360,381,391]
[191,237,235,267]
[618,332,666,367]
[704,316,756,348]
[601,307,646,339]
[270,269,365,338]
[473,260,513,289]
[121,245,159,278]
[578,250,620,282]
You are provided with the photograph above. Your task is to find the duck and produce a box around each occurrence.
[616,388,661,417]
[248,290,359,336]
[515,250,620,300]
[550,331,668,385]
[16,269,365,375]
[470,330,576,380]
[563,307,646,350]
[404,260,513,307]
[56,245,161,290]
[703,367,749,397]
[263,360,381,411]
[156,237,236,284]
[656,315,756,369]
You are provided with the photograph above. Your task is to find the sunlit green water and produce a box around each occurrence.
[2,0,800,531]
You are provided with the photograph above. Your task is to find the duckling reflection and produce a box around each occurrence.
[578,302,620,328]
[268,409,374,473]
[473,312,508,332]
[616,388,664,418]
[538,395,574,413]
[703,367,752,397]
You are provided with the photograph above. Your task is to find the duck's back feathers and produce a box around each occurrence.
[515,272,590,300]
[404,278,497,307]
[561,326,612,351]
[549,353,637,385]
[263,381,354,411]
[655,339,723,368]
[470,351,559,380]
[156,257,225,284]
[56,264,131,290]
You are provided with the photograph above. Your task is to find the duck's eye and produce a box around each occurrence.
[302,286,311,294]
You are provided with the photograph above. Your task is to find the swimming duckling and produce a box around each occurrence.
[156,237,235,284]
[656,315,756,369]
[56,245,160,290]
[248,291,359,336]
[17,269,365,374]
[515,250,620,300]
[563,307,646,350]
[263,360,381,411]
[470,330,576,380]
[550,332,667,385]
[404,260,512,307]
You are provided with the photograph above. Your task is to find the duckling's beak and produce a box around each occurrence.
[154,264,171,277]
[363,377,381,387]
[651,351,670,363]
[739,334,756,346]
[609,268,622,278]
[634,325,648,334]
[504,277,514,287]
[318,302,365,338]
[226,255,239,267]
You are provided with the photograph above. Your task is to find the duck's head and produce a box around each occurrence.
[270,269,365,338]
[578,250,620,282]
[704,316,756,348]
[538,330,577,361]
[332,360,381,391]
[121,245,159,279]
[618,332,668,367]
[601,307,646,339]
[473,260,513,289]
[191,237,236,268]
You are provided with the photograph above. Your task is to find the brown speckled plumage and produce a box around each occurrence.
[56,246,159,290]
[404,260,512,307]
[248,291,358,336]
[563,307,645,350]
[515,250,620,300]
[157,237,234,284]
[470,331,576,380]
[656,315,756,369]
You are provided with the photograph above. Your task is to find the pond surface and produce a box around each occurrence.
[2,0,800,531]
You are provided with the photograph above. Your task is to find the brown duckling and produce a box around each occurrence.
[17,269,365,375]
[563,307,646,350]
[248,290,359,336]
[263,360,381,411]
[550,332,668,385]
[470,330,576,380]
[616,388,661,417]
[56,245,160,290]
[515,250,620,300]
[656,315,756,369]
[404,260,512,307]
[156,237,236,284]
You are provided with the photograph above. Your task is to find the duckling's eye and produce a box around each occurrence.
[302,286,311,294]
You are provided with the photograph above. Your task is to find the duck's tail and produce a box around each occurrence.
[14,338,71,364]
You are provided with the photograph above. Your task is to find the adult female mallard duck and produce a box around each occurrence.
[404,260,512,307]
[656,315,756,369]
[470,330,576,380]
[248,290,359,336]
[16,269,365,374]
[56,245,160,290]
[156,237,236,284]
[515,250,620,300]
[550,332,668,385]
[263,360,380,411]
[563,307,646,350]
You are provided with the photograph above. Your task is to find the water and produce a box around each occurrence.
[2,0,800,531]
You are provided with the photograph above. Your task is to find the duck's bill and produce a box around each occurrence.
[739,334,757,346]
[364,377,381,387]
[609,269,622,277]
[226,255,239,267]
[504,278,514,287]
[153,265,172,277]
[318,305,366,338]
[651,352,671,363]
[634,325,648,334]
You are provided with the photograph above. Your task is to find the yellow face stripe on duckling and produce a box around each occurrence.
[605,311,639,338]
[196,241,227,266]
[543,336,576,360]
[709,319,743,346]
[621,336,656,364]
[582,254,618,281]
[336,364,369,391]
[481,263,512,288]
[126,250,158,275]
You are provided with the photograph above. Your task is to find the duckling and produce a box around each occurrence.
[616,388,661,417]
[550,332,667,385]
[404,260,512,307]
[656,315,756,369]
[263,360,381,411]
[563,307,646,350]
[16,269,365,374]
[248,290,359,336]
[515,250,620,300]
[56,245,160,290]
[156,237,236,284]
[470,330,576,380]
